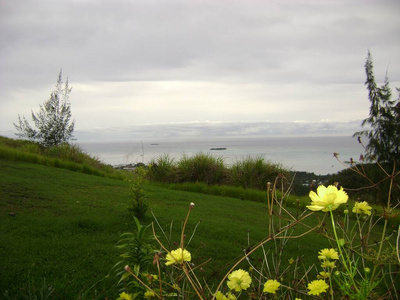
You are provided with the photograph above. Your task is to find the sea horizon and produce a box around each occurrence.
[78,135,365,175]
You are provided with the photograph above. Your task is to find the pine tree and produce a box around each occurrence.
[354,51,399,164]
[14,70,75,147]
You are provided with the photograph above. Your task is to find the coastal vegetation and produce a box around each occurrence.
[2,52,399,299]
[1,136,399,299]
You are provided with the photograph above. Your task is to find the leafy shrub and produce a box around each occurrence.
[114,217,155,298]
[128,167,148,220]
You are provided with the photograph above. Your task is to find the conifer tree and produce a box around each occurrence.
[14,70,75,147]
[354,51,399,164]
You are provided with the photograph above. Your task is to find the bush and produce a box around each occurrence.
[175,153,227,185]
[229,156,287,190]
[147,154,176,183]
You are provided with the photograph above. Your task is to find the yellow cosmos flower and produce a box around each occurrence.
[307,279,329,296]
[263,279,281,294]
[226,292,237,300]
[352,201,372,216]
[117,292,133,300]
[318,271,330,279]
[318,248,339,260]
[144,290,155,298]
[321,260,335,269]
[165,248,191,266]
[307,185,348,212]
[214,291,237,300]
[215,291,226,300]
[227,269,252,292]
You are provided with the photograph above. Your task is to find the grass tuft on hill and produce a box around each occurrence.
[0,136,130,180]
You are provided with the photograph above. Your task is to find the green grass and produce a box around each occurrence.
[0,136,130,180]
[0,158,331,299]
[1,137,398,298]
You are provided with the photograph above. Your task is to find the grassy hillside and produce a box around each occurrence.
[0,159,328,298]
[1,137,398,299]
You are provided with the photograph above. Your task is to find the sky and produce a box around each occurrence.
[1,0,399,142]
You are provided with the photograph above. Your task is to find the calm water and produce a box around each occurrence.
[79,136,365,175]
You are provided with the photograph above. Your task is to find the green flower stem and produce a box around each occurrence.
[369,217,388,284]
[370,174,393,284]
[328,271,334,300]
[329,208,360,294]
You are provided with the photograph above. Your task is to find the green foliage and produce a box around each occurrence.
[128,167,149,220]
[0,136,130,180]
[115,217,155,297]
[176,153,227,185]
[121,174,400,299]
[0,158,310,298]
[3,274,54,300]
[14,70,75,147]
[147,154,175,182]
[354,51,400,164]
[164,181,310,207]
[230,156,286,190]
[147,153,289,193]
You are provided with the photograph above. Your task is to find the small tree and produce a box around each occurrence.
[14,70,75,147]
[354,51,400,164]
[128,167,148,220]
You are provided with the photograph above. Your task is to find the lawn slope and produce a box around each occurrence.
[1,158,330,298]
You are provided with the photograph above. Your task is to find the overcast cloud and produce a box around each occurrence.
[1,0,399,141]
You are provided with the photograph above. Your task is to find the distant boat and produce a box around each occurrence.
[150,143,159,145]
[210,147,227,150]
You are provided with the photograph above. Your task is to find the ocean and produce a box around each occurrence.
[78,136,365,175]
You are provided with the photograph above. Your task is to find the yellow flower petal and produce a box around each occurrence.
[307,279,329,296]
[263,279,281,294]
[165,248,191,266]
[307,185,348,212]
[227,269,252,292]
[352,201,372,216]
[318,248,339,260]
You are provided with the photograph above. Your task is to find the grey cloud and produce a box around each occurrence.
[1,0,399,137]
[74,120,363,142]
[3,0,399,88]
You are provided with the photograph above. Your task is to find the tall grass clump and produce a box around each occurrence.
[230,156,288,190]
[176,153,227,185]
[147,154,176,183]
[0,136,129,180]
[148,153,289,190]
